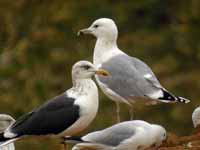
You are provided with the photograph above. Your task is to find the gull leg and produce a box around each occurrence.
[128,106,134,120]
[63,143,68,150]
[60,137,68,150]
[116,102,121,123]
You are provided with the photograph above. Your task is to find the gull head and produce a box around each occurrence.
[78,18,118,40]
[0,114,15,132]
[150,124,167,147]
[192,106,200,128]
[72,61,109,80]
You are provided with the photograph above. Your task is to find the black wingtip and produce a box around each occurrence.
[176,96,190,104]
[158,89,190,104]
[0,133,8,142]
[0,132,13,147]
[62,136,84,143]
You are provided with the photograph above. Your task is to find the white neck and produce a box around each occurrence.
[64,78,99,136]
[93,38,122,65]
[71,79,97,95]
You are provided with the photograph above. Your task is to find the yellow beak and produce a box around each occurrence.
[95,69,110,76]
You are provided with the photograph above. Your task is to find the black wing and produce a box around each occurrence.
[10,93,80,136]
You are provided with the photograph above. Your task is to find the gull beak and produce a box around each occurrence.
[77,28,92,36]
[95,69,110,76]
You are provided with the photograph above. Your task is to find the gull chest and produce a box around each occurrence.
[59,84,98,136]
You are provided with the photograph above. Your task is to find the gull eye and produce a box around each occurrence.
[94,24,99,28]
[82,65,90,70]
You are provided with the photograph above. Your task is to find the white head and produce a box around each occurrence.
[192,106,200,128]
[72,61,109,82]
[150,124,167,147]
[0,114,15,132]
[78,18,118,41]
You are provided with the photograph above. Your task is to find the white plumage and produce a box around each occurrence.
[0,114,15,150]
[192,106,200,128]
[64,120,167,150]
[60,79,99,136]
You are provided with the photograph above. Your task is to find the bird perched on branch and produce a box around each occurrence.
[0,61,109,149]
[78,18,190,122]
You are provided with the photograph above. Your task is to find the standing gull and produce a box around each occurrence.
[78,18,190,122]
[0,61,109,148]
[0,114,15,150]
[64,120,167,150]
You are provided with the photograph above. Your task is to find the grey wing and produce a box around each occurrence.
[97,54,163,100]
[132,57,162,88]
[83,123,135,147]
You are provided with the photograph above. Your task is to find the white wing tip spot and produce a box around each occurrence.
[144,74,152,79]
[4,131,16,138]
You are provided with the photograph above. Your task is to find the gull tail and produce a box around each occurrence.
[63,136,84,144]
[0,133,18,147]
[158,89,190,104]
[0,132,10,142]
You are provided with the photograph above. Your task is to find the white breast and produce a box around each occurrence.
[93,44,123,66]
[58,80,99,136]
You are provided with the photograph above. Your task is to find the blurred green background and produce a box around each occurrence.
[0,0,200,149]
